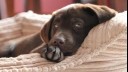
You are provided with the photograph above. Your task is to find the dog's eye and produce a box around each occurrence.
[75,23,82,28]
[71,18,84,32]
[74,23,83,29]
[54,23,59,29]
[73,23,83,32]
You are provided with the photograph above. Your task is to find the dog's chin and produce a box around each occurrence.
[41,46,64,62]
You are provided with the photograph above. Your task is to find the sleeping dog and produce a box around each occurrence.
[0,4,117,62]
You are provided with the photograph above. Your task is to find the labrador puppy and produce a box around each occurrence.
[0,4,117,62]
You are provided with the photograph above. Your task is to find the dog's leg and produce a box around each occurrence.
[0,43,13,57]
[0,33,43,57]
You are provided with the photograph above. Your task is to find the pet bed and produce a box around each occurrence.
[0,11,127,72]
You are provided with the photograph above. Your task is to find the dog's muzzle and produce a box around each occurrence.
[41,45,64,62]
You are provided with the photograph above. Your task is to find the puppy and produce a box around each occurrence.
[0,4,117,62]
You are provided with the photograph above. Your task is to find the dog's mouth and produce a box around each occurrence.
[41,45,64,62]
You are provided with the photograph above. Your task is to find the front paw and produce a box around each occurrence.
[41,46,64,62]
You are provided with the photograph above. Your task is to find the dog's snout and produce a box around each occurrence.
[54,38,64,45]
[53,36,65,46]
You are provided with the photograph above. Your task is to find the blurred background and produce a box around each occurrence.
[0,0,127,19]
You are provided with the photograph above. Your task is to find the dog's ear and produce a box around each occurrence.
[40,16,54,43]
[82,4,118,23]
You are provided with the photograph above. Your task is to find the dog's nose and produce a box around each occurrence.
[53,38,65,46]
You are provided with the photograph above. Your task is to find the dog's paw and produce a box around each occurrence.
[41,46,64,62]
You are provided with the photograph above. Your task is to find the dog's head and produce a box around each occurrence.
[40,4,117,62]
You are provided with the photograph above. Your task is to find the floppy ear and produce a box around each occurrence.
[82,4,118,23]
[40,16,54,43]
